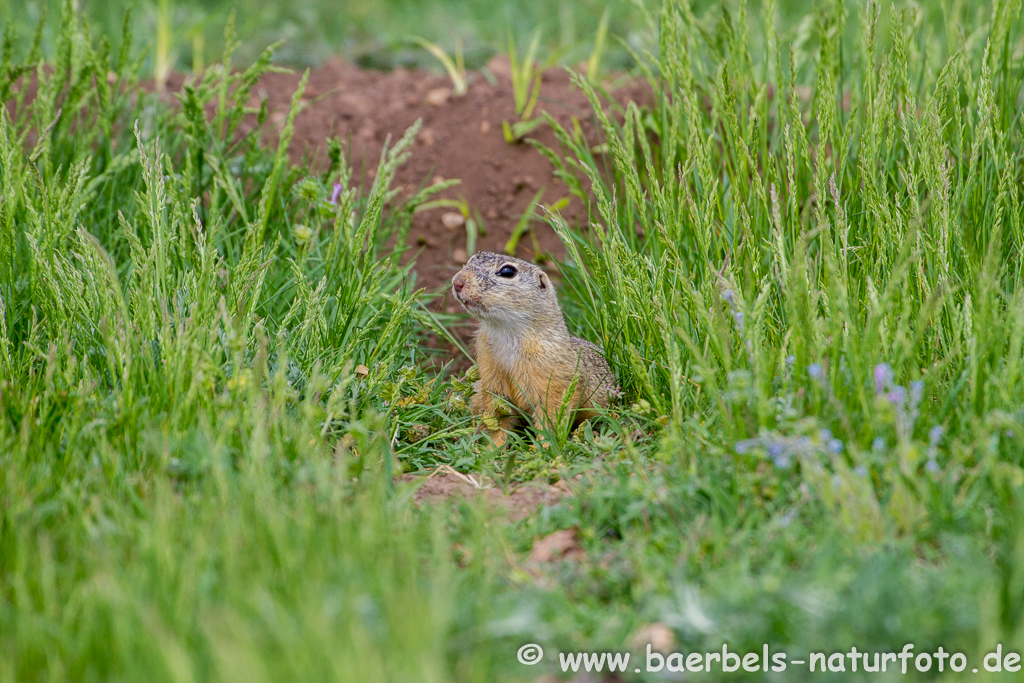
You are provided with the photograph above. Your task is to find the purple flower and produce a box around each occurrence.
[330,182,343,205]
[768,442,785,457]
[855,465,868,477]
[828,438,844,453]
[925,459,940,474]
[808,363,823,380]
[928,425,944,446]
[773,453,793,469]
[722,288,735,304]
[887,385,907,406]
[735,440,753,455]
[872,437,885,452]
[874,363,893,395]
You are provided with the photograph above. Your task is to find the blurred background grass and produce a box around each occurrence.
[0,0,956,72]
[1,0,645,69]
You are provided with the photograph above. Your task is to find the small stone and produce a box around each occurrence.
[432,175,446,185]
[453,248,468,264]
[338,92,372,115]
[418,128,437,146]
[484,208,499,220]
[425,87,452,106]
[528,529,582,563]
[514,175,536,191]
[485,55,511,80]
[441,212,466,230]
[630,623,676,653]
[479,120,491,134]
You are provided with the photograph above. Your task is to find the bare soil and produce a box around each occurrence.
[247,56,649,297]
[399,467,571,520]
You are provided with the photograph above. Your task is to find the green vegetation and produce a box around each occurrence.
[0,0,640,70]
[4,0,1024,681]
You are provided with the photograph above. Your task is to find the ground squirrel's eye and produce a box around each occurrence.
[497,265,518,278]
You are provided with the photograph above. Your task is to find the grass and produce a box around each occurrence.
[4,0,1024,681]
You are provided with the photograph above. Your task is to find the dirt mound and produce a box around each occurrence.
[249,57,649,297]
[400,466,572,520]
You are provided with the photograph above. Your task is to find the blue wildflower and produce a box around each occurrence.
[773,453,793,469]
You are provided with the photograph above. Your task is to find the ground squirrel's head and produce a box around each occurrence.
[452,252,562,329]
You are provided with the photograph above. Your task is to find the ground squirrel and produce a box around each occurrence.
[452,251,616,446]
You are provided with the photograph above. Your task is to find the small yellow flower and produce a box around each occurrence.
[293,224,314,245]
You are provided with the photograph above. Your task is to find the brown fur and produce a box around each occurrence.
[452,252,616,446]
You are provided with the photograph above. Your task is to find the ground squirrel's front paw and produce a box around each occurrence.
[477,411,511,447]
[486,428,509,448]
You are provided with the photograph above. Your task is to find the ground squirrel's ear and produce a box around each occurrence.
[538,273,548,290]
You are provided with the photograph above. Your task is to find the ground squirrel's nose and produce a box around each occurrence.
[452,273,465,296]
